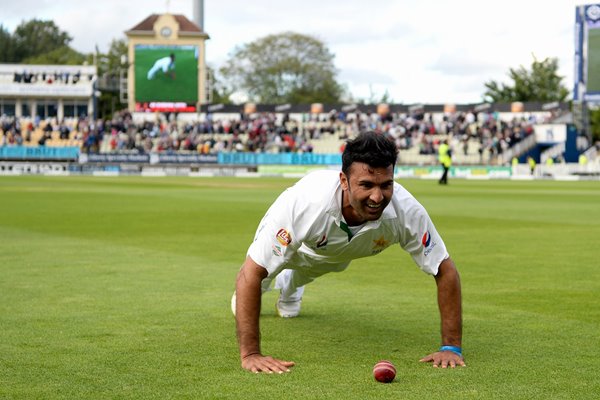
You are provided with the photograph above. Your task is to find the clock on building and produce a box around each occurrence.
[160,27,172,37]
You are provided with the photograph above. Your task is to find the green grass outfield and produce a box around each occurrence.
[1,176,599,399]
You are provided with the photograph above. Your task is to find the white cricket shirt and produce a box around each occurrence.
[155,56,174,72]
[247,170,449,278]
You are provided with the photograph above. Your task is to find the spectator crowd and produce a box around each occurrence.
[11,69,91,85]
[0,107,561,164]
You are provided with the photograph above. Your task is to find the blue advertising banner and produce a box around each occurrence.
[0,146,79,160]
[79,153,218,164]
[218,152,342,165]
[3,148,336,166]
[80,153,150,163]
[153,153,218,164]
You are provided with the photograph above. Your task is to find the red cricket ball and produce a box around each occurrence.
[373,360,396,383]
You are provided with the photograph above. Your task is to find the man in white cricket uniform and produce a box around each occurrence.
[249,169,446,299]
[147,53,175,80]
[234,132,465,374]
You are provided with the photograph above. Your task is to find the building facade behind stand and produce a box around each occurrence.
[0,63,97,119]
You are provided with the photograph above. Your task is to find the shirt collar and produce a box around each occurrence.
[327,182,344,224]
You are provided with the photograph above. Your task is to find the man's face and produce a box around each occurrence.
[340,162,394,225]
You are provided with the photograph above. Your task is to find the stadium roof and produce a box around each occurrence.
[126,13,208,37]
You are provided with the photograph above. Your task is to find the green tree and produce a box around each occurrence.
[13,19,73,61]
[220,31,344,104]
[206,65,233,104]
[24,45,85,65]
[95,38,129,118]
[103,38,128,76]
[0,24,18,62]
[483,56,569,103]
[589,107,600,143]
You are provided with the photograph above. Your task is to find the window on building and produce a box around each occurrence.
[63,101,88,118]
[76,104,88,117]
[64,104,75,117]
[36,103,46,119]
[4,103,16,116]
[48,102,57,117]
[21,103,31,117]
[0,100,16,116]
[36,101,58,119]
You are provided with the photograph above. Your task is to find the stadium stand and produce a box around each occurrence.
[2,101,597,168]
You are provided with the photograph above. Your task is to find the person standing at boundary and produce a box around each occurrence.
[438,139,452,184]
[527,156,536,176]
[232,131,465,373]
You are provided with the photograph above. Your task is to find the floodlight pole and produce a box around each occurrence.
[193,0,204,30]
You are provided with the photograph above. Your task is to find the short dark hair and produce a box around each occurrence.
[342,132,398,175]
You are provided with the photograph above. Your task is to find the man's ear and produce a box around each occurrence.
[339,171,348,191]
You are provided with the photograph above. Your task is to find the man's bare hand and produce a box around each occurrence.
[241,353,295,374]
[419,351,466,368]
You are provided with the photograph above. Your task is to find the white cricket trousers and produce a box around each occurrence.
[261,262,350,301]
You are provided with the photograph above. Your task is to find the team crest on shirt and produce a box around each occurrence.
[276,228,292,246]
[422,230,437,256]
[372,235,390,254]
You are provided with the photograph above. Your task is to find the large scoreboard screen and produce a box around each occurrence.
[575,4,600,102]
[134,44,198,111]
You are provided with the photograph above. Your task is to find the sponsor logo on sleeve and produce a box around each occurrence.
[272,244,283,257]
[422,230,437,256]
[276,228,292,246]
[422,231,431,247]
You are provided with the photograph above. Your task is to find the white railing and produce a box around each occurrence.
[583,145,598,161]
[535,162,600,176]
[541,142,565,163]
[499,134,537,164]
